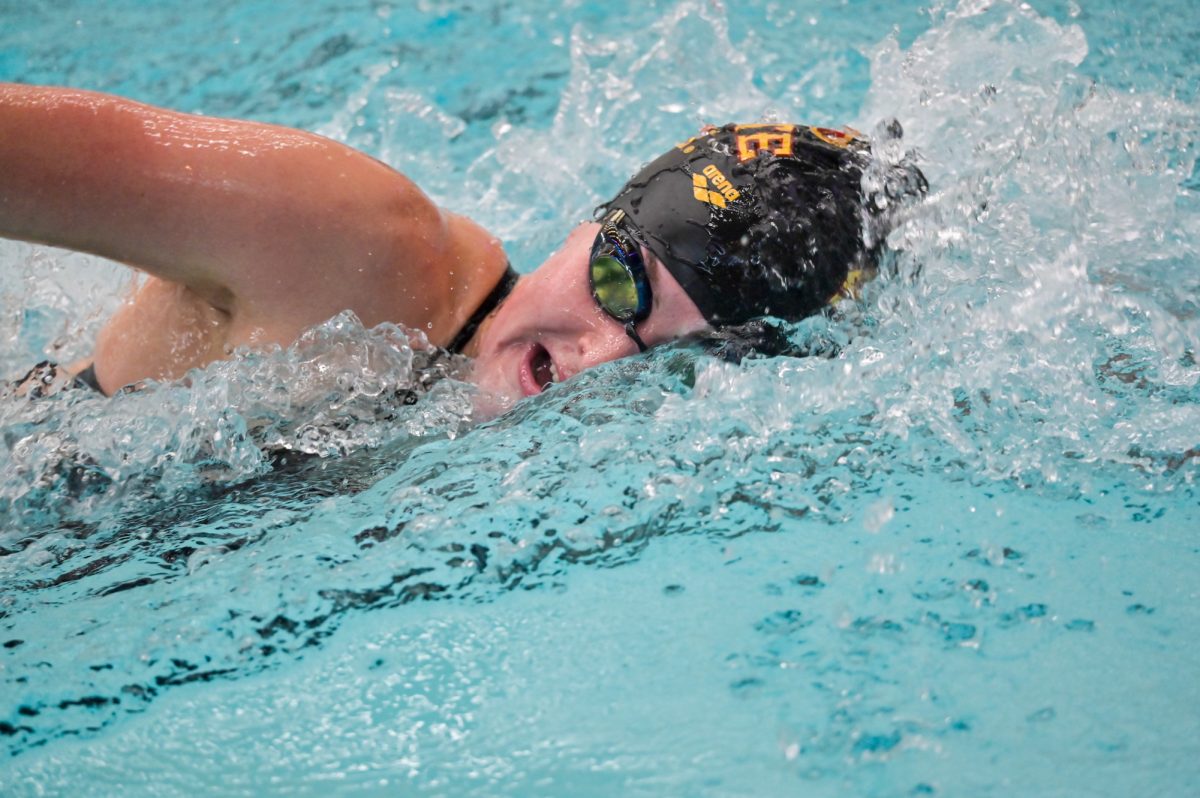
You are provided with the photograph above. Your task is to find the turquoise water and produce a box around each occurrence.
[2,1,1198,795]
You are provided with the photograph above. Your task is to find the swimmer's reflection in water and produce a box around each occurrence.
[0,84,926,418]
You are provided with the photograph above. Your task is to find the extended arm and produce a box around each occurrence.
[0,83,459,325]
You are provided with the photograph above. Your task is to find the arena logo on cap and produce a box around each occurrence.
[692,163,739,208]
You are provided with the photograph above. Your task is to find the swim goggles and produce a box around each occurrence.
[588,209,652,352]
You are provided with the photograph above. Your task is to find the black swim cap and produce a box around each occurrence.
[600,123,926,330]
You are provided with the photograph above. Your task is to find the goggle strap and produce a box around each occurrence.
[625,322,649,353]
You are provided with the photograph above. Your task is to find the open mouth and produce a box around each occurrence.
[518,342,562,397]
[530,344,557,392]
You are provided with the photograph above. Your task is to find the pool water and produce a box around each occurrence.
[2,0,1198,795]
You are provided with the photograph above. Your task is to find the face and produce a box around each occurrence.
[463,222,709,415]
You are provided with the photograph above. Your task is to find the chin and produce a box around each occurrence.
[466,361,520,421]
[470,388,517,421]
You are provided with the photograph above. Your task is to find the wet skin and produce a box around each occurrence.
[0,84,708,413]
[461,222,710,414]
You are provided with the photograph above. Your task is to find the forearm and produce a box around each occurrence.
[0,85,406,298]
[0,84,165,259]
[0,83,467,331]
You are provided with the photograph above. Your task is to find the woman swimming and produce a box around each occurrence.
[0,84,924,413]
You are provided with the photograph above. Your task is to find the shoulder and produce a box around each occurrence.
[232,145,509,348]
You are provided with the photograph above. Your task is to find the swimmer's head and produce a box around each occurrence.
[597,122,927,352]
[466,121,926,414]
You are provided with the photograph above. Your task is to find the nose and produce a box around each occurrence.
[518,220,644,377]
[533,296,637,380]
[572,314,641,370]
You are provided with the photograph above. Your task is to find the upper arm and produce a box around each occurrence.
[0,83,445,319]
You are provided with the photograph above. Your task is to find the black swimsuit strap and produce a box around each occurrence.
[10,360,105,397]
[74,363,104,393]
[446,263,519,355]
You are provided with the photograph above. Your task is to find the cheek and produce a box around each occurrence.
[531,261,595,312]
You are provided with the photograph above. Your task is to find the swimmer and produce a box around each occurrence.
[0,84,925,413]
